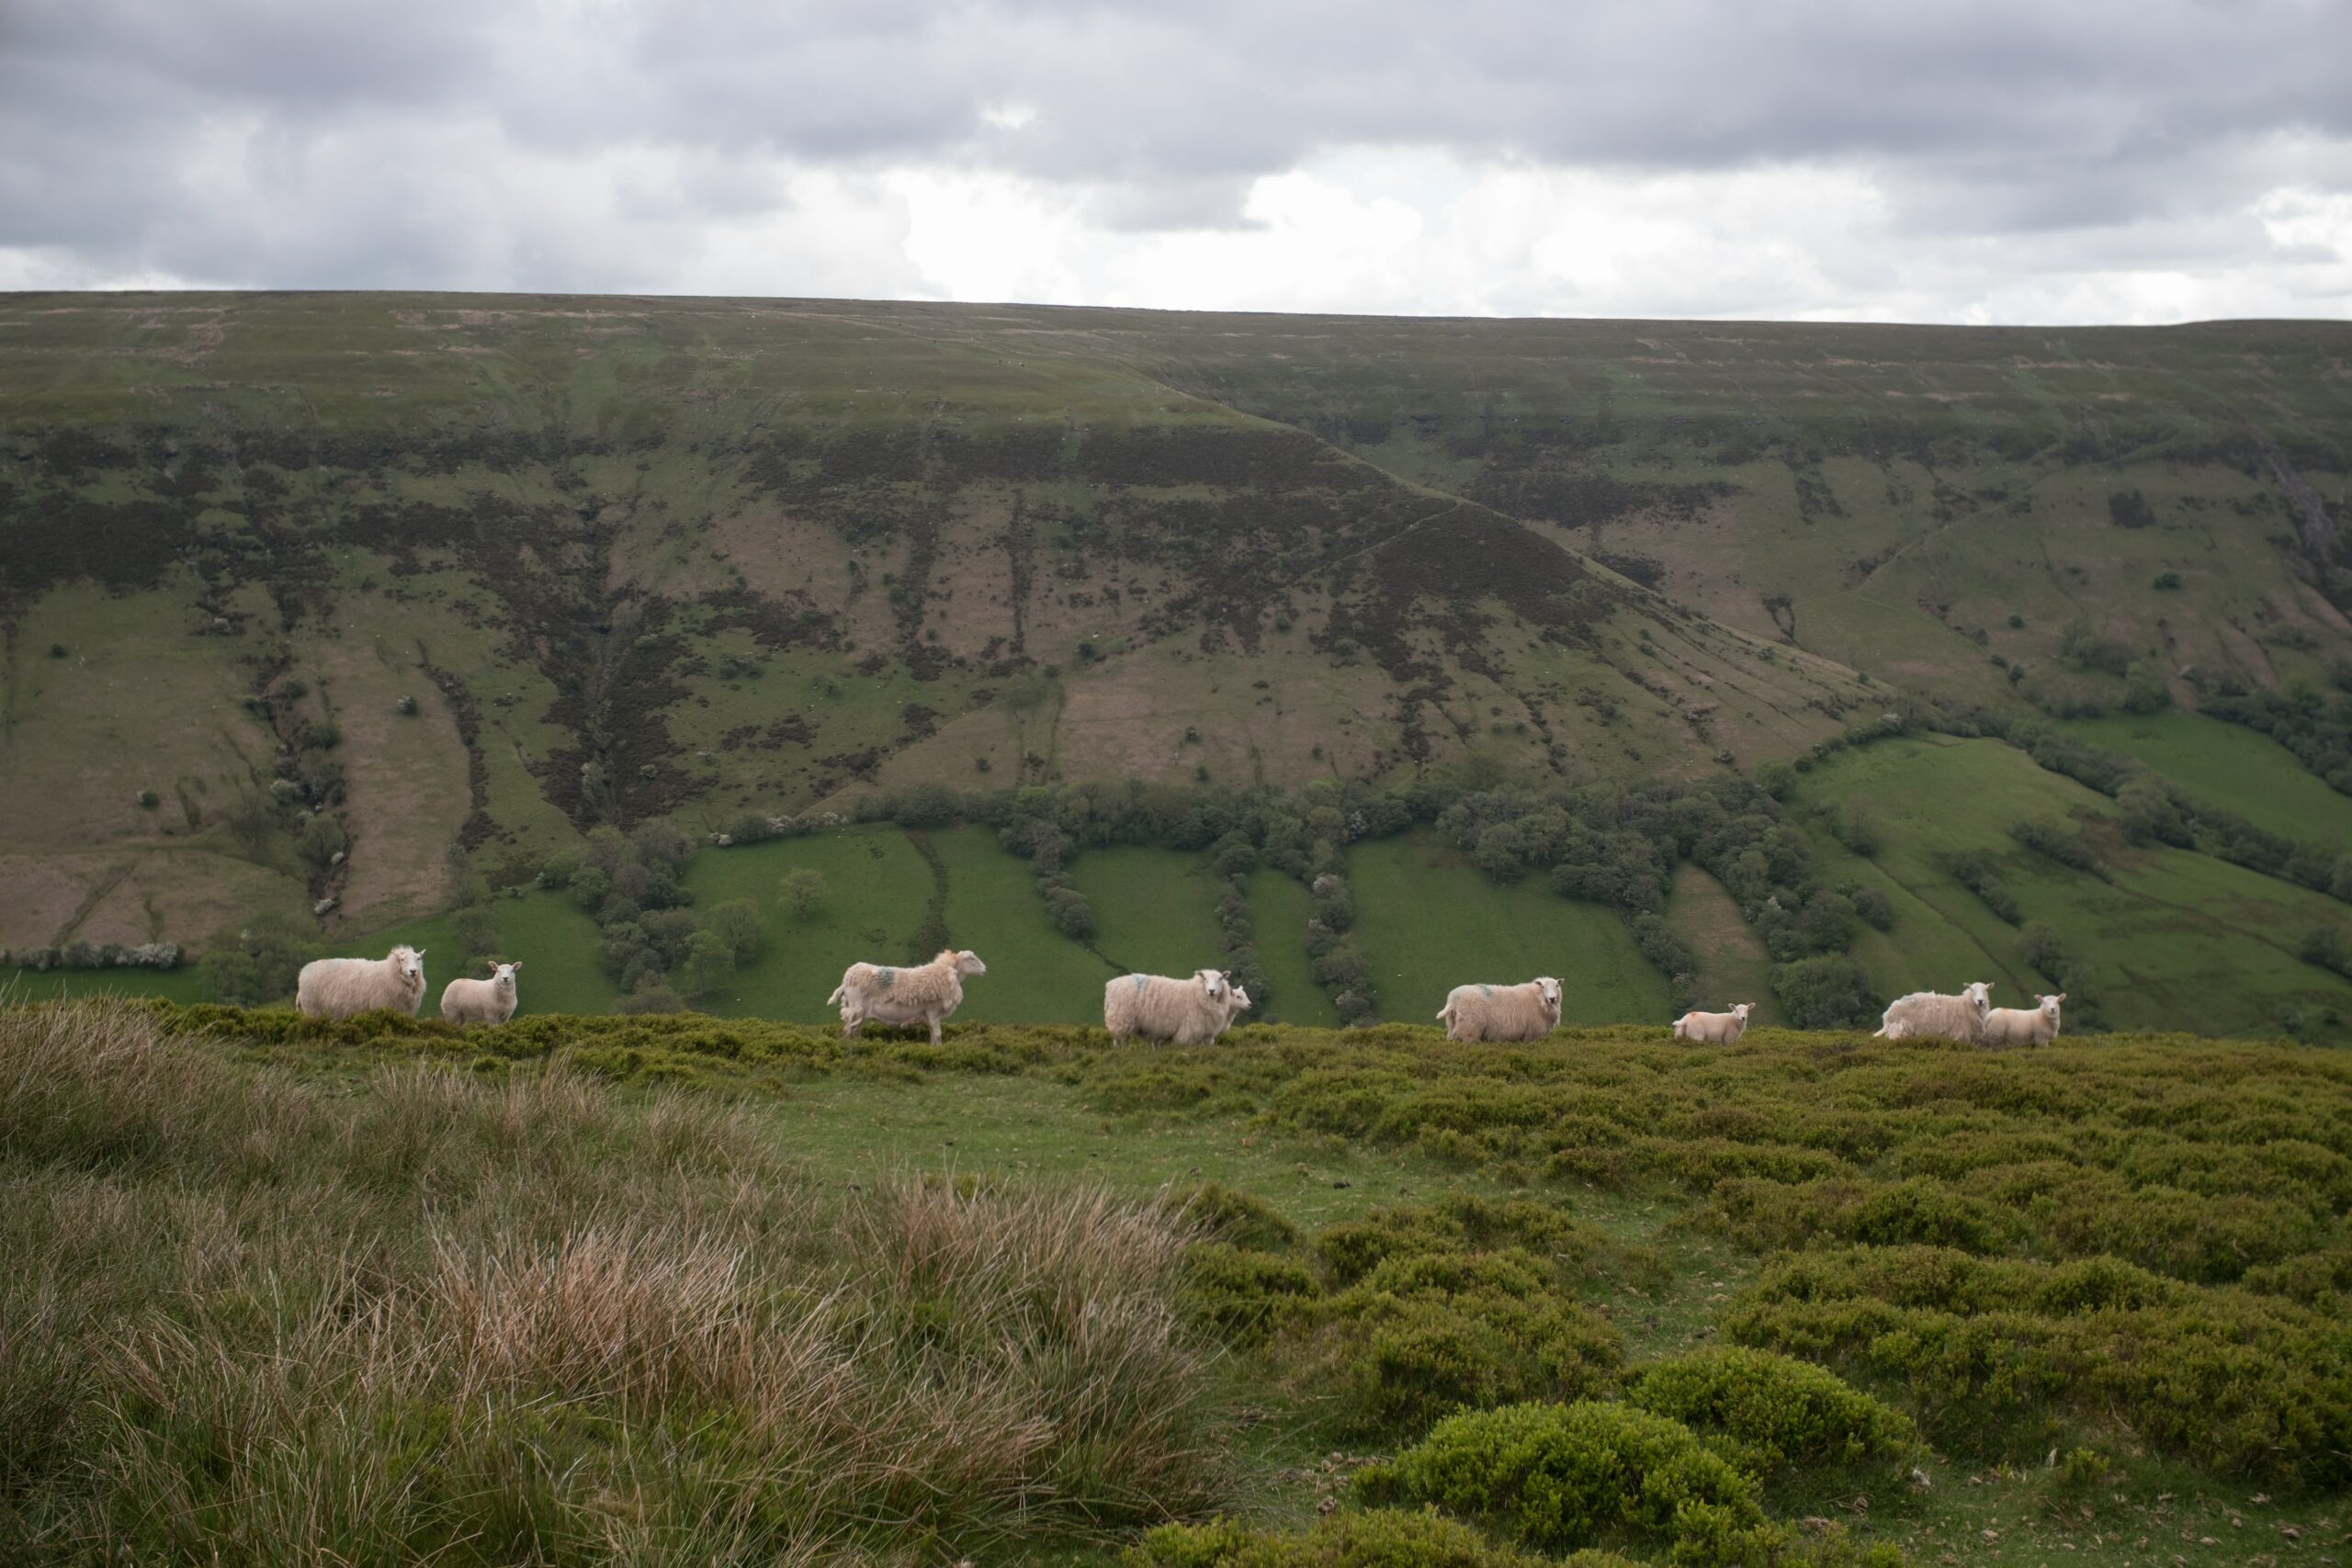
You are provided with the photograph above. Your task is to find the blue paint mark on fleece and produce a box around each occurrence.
[1479,985,1492,998]
[876,967,895,989]
[1130,975,1148,991]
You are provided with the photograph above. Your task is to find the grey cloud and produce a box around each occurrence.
[2,0,2349,299]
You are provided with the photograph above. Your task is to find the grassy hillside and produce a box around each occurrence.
[6,295,2350,1040]
[8,997,2350,1566]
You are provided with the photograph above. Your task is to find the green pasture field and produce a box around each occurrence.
[2071,710,2352,845]
[1069,843,1228,977]
[1350,829,1673,1025]
[931,824,1120,1024]
[1245,863,1340,1025]
[1789,733,2352,1032]
[10,996,2346,1568]
[680,824,934,1020]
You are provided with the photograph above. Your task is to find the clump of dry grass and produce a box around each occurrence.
[0,1000,1235,1564]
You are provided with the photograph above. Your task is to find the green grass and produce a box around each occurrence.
[1349,829,1672,1025]
[680,825,933,1021]
[16,998,2352,1567]
[1245,865,1340,1026]
[2072,710,2352,844]
[1791,733,2352,1034]
[1069,844,1228,977]
[1,964,214,1005]
[931,824,1118,1023]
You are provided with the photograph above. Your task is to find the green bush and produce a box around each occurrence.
[1182,1244,1320,1344]
[1723,1245,2352,1482]
[1126,1509,1559,1568]
[1354,1401,1770,1562]
[1623,1348,1917,1477]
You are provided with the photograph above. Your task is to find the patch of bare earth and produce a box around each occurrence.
[302,626,472,931]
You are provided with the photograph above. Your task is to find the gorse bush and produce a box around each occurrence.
[0,1001,1238,1563]
[1723,1245,2352,1483]
[1354,1401,1774,1562]
[1623,1348,1918,1479]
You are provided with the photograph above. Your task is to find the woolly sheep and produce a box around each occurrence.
[1873,981,1994,1043]
[296,945,426,1020]
[828,949,986,1046]
[440,961,523,1027]
[1673,1001,1755,1044]
[1103,968,1252,1046]
[1436,977,1563,1043]
[1982,992,2064,1047]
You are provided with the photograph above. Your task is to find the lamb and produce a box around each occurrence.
[1103,968,1252,1046]
[1673,1001,1755,1044]
[1436,977,1563,1043]
[296,945,427,1020]
[1873,980,1995,1043]
[440,961,523,1026]
[828,949,986,1046]
[1982,992,2064,1047]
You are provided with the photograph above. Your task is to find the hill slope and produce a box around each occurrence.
[3,296,2348,978]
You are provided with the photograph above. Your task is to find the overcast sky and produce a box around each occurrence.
[5,0,2350,323]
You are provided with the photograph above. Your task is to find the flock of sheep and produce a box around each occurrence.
[290,943,2065,1048]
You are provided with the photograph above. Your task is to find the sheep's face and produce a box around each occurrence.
[1733,1003,1755,1021]
[491,962,521,987]
[956,951,988,976]
[1962,980,1994,1012]
[1536,977,1563,1012]
[1195,969,1228,1003]
[2039,993,2065,1020]
[392,947,425,986]
[1230,985,1253,1013]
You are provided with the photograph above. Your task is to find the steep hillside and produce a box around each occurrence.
[2,295,2347,961]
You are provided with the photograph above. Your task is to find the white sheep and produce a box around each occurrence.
[296,945,427,1020]
[1673,1001,1755,1044]
[1873,980,1994,1043]
[1436,977,1563,1043]
[440,961,523,1026]
[1103,968,1252,1046]
[828,949,986,1046]
[1982,992,2064,1047]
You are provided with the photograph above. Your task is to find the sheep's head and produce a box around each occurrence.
[1194,968,1229,1003]
[1733,1002,1755,1021]
[1962,980,1994,1012]
[490,962,522,988]
[2039,993,2065,1018]
[390,946,425,986]
[1230,985,1253,1014]
[1535,977,1563,1013]
[954,950,988,976]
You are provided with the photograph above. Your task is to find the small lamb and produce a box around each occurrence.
[1104,968,1252,1046]
[440,961,523,1026]
[1981,992,2064,1047]
[1673,1002,1755,1044]
[1436,977,1564,1043]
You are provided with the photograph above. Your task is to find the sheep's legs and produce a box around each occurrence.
[929,1017,943,1048]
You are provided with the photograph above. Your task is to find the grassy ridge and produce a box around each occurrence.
[7,997,2350,1566]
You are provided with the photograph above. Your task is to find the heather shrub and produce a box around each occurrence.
[1623,1348,1917,1478]
[1353,1401,1771,1562]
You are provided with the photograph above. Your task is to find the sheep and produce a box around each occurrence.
[1873,980,1994,1043]
[1673,1002,1755,1044]
[828,949,986,1046]
[440,961,523,1027]
[1103,968,1251,1046]
[1982,992,2064,1047]
[296,945,427,1020]
[1436,977,1563,1043]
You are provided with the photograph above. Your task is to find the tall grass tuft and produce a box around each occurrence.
[0,1000,1236,1563]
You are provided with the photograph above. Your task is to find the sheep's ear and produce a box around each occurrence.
[510,962,522,972]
